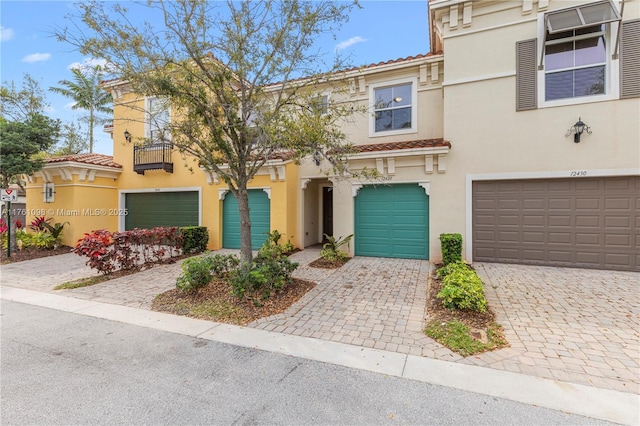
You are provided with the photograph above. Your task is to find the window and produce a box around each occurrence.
[146,97,170,144]
[517,7,638,110]
[535,0,621,106]
[310,94,329,115]
[369,79,417,136]
[544,25,607,101]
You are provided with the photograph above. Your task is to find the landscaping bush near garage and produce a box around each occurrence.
[0,217,72,264]
[439,233,462,265]
[153,234,316,325]
[73,227,185,275]
[425,260,508,356]
[180,226,209,254]
[309,233,353,269]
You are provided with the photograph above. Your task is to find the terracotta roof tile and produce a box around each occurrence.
[266,52,443,88]
[341,52,443,74]
[45,153,122,169]
[354,139,451,153]
[266,151,295,161]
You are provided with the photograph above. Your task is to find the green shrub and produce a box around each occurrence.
[437,267,487,312]
[180,226,209,254]
[258,230,296,258]
[30,230,57,249]
[176,255,214,293]
[436,260,469,279]
[229,262,267,301]
[321,233,352,262]
[229,241,299,304]
[210,254,240,278]
[319,248,349,262]
[440,233,462,265]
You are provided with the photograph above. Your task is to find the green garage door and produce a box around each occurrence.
[355,184,429,259]
[125,191,199,230]
[222,189,271,249]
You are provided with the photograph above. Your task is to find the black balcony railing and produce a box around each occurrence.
[133,143,174,175]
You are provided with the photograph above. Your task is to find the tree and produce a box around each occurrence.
[50,65,113,153]
[0,74,49,121]
[56,0,359,262]
[49,120,89,156]
[0,114,60,188]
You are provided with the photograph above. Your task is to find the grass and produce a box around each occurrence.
[54,275,110,290]
[424,319,508,357]
[190,300,248,323]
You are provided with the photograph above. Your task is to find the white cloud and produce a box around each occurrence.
[68,57,109,71]
[335,36,368,51]
[22,53,51,63]
[0,26,14,42]
[64,102,77,110]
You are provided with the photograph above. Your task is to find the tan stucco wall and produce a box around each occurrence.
[430,0,640,261]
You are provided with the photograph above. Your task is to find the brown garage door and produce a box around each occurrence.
[472,176,639,271]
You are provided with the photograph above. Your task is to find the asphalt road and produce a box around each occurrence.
[1,300,612,425]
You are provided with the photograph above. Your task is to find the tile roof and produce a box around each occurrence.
[353,139,451,153]
[341,52,443,74]
[44,153,122,169]
[265,52,443,88]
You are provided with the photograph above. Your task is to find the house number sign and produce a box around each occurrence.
[569,171,588,177]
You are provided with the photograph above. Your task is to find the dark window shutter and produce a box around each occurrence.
[516,39,537,111]
[620,19,640,99]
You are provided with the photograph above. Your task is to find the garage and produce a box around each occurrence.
[222,189,271,249]
[355,183,429,259]
[124,191,199,230]
[472,176,639,271]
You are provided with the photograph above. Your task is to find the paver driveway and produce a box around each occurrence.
[2,248,638,394]
[472,263,639,394]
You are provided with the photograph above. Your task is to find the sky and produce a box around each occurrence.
[0,1,430,156]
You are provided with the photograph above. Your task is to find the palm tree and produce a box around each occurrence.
[50,65,113,153]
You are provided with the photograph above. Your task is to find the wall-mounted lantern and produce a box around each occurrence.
[566,117,591,143]
[124,129,132,143]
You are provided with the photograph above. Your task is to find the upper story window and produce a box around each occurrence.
[310,94,329,115]
[146,97,171,144]
[515,0,639,111]
[545,25,607,101]
[536,0,621,107]
[369,78,417,137]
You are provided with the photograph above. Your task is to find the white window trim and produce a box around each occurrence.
[369,77,418,138]
[536,13,620,108]
[145,96,172,143]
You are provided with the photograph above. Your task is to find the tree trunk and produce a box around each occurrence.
[89,110,94,153]
[237,186,253,263]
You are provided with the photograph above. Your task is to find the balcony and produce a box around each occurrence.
[133,143,174,175]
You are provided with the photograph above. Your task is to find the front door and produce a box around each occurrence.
[322,186,333,238]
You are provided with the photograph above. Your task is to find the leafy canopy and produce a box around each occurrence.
[0,114,60,187]
[55,0,360,261]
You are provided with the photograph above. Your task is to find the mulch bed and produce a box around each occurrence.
[152,277,316,325]
[308,257,350,269]
[0,246,74,264]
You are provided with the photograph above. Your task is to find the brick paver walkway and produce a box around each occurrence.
[2,249,638,394]
[251,248,459,360]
